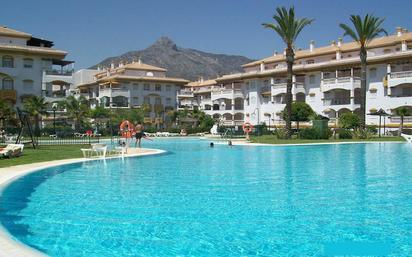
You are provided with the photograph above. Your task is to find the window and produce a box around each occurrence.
[2,78,13,90]
[309,75,316,84]
[155,97,161,105]
[23,80,34,90]
[166,97,171,106]
[384,49,392,54]
[155,84,161,91]
[2,56,14,68]
[369,68,377,78]
[306,59,315,64]
[143,96,150,104]
[166,85,171,91]
[23,58,33,68]
[144,84,150,91]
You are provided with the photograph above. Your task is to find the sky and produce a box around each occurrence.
[2,0,412,69]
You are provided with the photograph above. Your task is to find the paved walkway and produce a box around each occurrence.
[0,148,164,257]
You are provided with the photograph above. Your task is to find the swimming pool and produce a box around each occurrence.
[1,139,412,256]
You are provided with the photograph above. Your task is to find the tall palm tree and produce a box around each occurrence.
[394,107,411,136]
[60,96,90,132]
[340,15,387,128]
[263,6,313,138]
[0,99,15,128]
[23,96,48,136]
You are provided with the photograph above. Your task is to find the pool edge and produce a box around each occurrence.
[0,148,165,257]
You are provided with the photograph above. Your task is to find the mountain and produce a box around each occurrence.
[92,37,254,81]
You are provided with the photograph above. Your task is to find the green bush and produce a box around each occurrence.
[352,128,373,139]
[366,125,378,134]
[338,112,361,129]
[274,128,289,139]
[338,129,353,139]
[299,128,332,140]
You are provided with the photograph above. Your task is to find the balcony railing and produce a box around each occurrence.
[45,70,74,76]
[389,116,412,123]
[390,71,412,79]
[322,76,361,84]
[323,98,351,105]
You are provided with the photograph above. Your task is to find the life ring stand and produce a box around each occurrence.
[242,122,254,134]
[242,122,254,140]
[119,120,135,138]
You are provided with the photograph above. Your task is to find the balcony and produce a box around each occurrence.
[321,77,361,92]
[388,71,412,95]
[45,69,74,76]
[177,90,194,98]
[271,82,305,96]
[211,88,243,100]
[0,89,17,103]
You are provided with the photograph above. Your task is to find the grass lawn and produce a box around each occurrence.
[0,145,84,168]
[250,135,406,144]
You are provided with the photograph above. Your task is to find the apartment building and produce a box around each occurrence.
[178,27,412,127]
[0,26,71,108]
[76,60,189,126]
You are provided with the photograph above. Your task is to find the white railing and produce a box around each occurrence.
[390,71,412,79]
[323,98,351,105]
[389,116,412,123]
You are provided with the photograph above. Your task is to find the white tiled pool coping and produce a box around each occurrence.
[0,148,165,257]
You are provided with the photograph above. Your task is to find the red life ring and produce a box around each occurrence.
[119,120,135,138]
[242,122,254,133]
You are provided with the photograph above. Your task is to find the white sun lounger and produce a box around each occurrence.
[401,133,412,143]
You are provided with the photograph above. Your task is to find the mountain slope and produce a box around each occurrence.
[92,37,253,81]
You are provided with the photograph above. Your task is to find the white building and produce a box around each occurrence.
[75,60,189,127]
[178,27,412,128]
[0,26,71,108]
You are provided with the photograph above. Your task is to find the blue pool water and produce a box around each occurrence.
[1,139,412,256]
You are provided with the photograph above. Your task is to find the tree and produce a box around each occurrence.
[394,107,411,136]
[90,106,110,134]
[282,102,314,130]
[0,100,15,129]
[340,14,387,128]
[338,112,361,129]
[59,96,90,132]
[23,96,48,136]
[263,6,313,138]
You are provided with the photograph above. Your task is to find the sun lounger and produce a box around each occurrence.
[81,144,107,158]
[401,133,412,143]
[0,144,24,158]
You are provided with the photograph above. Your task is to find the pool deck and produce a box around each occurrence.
[0,147,164,257]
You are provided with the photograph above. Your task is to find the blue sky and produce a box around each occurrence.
[2,0,412,68]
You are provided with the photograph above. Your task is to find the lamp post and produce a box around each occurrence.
[253,107,260,136]
[52,103,57,135]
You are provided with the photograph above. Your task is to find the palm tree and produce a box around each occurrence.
[23,96,48,136]
[0,99,15,128]
[394,107,411,136]
[340,15,387,128]
[263,6,313,138]
[60,96,90,132]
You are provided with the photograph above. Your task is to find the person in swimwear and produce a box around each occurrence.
[135,122,144,148]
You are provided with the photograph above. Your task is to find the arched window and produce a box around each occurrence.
[2,78,13,90]
[2,56,14,68]
[23,58,34,68]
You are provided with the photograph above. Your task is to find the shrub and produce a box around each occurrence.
[299,128,332,140]
[338,129,353,139]
[338,112,361,129]
[352,128,373,139]
[274,128,289,139]
[366,125,378,135]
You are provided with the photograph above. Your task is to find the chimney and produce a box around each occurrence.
[110,62,115,69]
[273,51,278,56]
[331,40,336,47]
[338,38,343,47]
[119,61,124,68]
[309,40,315,52]
[138,58,142,64]
[402,28,409,33]
[97,66,101,71]
[199,77,204,83]
[260,62,265,72]
[402,40,407,51]
[396,27,403,37]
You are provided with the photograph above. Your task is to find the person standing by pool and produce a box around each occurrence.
[135,122,144,148]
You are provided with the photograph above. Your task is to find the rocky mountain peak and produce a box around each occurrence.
[151,36,177,50]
